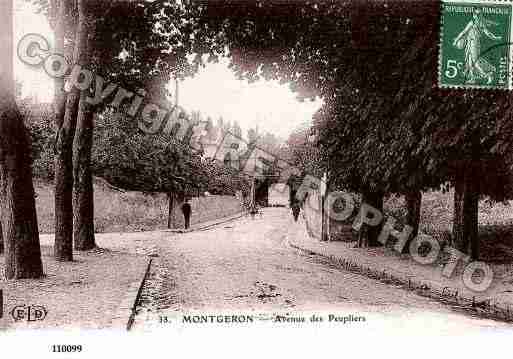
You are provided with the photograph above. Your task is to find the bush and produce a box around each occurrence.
[20,101,55,180]
[384,190,513,263]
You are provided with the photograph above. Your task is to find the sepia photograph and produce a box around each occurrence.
[1,0,513,357]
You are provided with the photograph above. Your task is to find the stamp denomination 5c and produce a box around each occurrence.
[439,0,513,89]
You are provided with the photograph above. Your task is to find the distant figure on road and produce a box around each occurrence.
[290,189,301,222]
[291,203,301,222]
[181,200,192,229]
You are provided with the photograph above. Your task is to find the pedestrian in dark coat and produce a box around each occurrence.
[289,189,301,222]
[181,200,192,229]
[291,203,301,222]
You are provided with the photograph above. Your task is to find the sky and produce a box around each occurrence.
[13,2,322,139]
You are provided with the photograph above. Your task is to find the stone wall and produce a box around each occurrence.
[188,195,243,226]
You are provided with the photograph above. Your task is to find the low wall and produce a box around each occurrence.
[302,190,322,239]
[189,195,243,226]
[168,193,243,229]
[34,179,244,233]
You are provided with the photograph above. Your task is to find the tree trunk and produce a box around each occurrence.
[0,0,43,279]
[0,215,3,254]
[321,194,327,241]
[167,192,174,229]
[358,189,384,247]
[453,162,479,260]
[72,0,96,251]
[453,169,464,249]
[321,179,331,241]
[403,189,422,253]
[168,192,185,229]
[73,94,95,250]
[53,0,74,261]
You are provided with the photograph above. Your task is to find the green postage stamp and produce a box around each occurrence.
[439,0,513,89]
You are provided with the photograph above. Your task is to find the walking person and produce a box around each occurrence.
[181,199,192,230]
[289,189,301,222]
[291,202,301,222]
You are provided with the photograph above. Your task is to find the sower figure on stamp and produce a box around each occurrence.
[453,8,502,84]
[181,199,192,230]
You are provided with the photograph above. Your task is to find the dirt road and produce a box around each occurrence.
[133,208,511,333]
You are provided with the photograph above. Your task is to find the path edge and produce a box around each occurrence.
[287,235,513,324]
[163,211,245,233]
[111,257,153,331]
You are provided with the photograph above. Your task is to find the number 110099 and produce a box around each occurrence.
[51,345,83,353]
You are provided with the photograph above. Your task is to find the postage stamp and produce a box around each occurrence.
[439,0,513,89]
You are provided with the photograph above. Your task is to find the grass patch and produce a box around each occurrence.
[303,188,513,263]
[384,190,513,264]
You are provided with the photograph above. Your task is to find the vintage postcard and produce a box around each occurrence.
[2,0,513,358]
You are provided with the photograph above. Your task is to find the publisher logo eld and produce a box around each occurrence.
[10,304,47,322]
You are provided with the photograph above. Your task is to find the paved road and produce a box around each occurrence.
[133,208,511,333]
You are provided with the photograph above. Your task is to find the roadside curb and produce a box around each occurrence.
[287,237,513,323]
[163,212,245,234]
[111,257,153,331]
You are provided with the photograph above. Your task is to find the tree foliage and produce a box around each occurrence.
[193,0,513,255]
[24,0,513,257]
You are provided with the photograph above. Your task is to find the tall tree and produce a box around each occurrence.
[53,0,75,260]
[37,0,236,240]
[0,0,43,278]
[72,0,97,250]
[0,221,3,254]
[196,0,513,256]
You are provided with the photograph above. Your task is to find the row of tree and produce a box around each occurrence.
[4,0,510,280]
[194,0,513,260]
[1,0,235,278]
